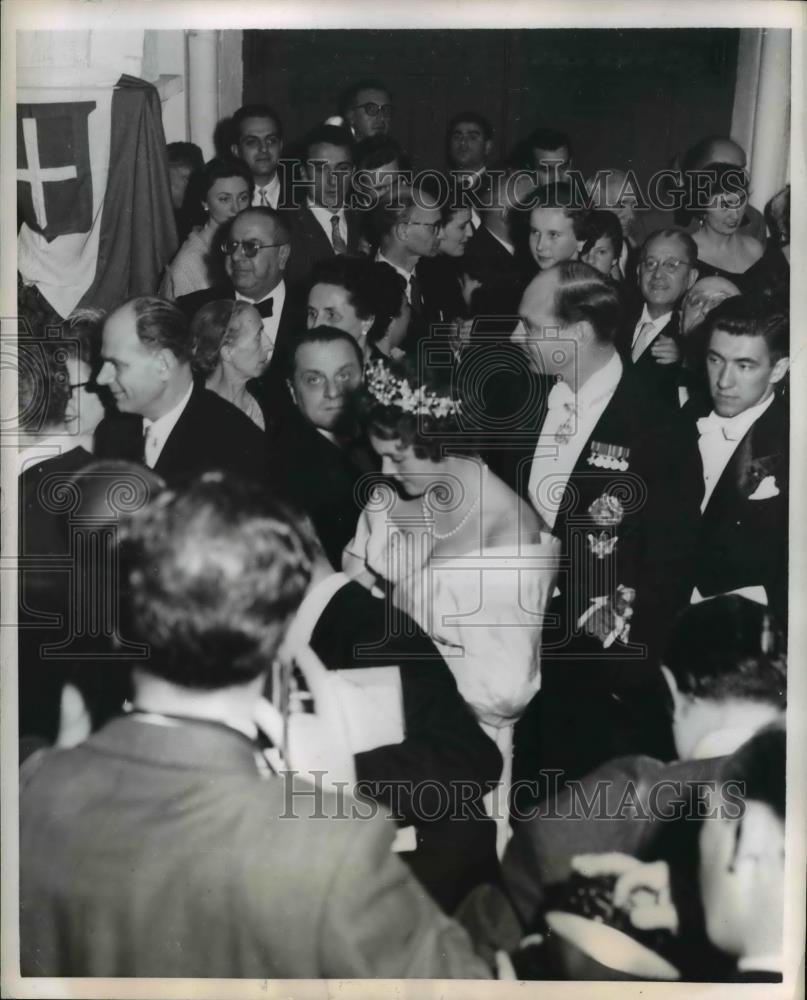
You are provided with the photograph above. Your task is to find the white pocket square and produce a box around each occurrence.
[748,475,780,500]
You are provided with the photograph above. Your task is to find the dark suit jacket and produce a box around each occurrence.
[94,384,267,488]
[497,364,702,780]
[310,577,502,912]
[462,224,531,320]
[283,205,362,293]
[689,391,789,626]
[19,714,491,978]
[617,298,684,411]
[266,411,377,570]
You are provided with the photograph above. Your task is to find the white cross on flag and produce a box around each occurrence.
[17,101,96,241]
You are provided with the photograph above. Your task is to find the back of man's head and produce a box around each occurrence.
[552,259,623,344]
[120,474,313,689]
[664,596,787,708]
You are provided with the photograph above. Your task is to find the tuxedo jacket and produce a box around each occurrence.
[283,205,362,293]
[462,225,530,320]
[20,714,491,978]
[266,411,377,570]
[94,384,267,488]
[493,364,702,659]
[617,297,684,411]
[309,578,502,912]
[688,392,789,626]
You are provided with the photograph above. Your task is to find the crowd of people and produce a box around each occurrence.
[16,77,790,982]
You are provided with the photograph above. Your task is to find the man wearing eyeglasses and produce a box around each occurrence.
[375,186,442,319]
[339,79,394,141]
[619,228,699,409]
[230,103,285,210]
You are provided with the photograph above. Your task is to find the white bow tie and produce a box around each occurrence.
[696,411,744,442]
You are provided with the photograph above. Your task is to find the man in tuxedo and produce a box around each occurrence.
[375,185,442,321]
[94,296,265,486]
[20,476,493,978]
[523,127,573,188]
[447,111,494,228]
[688,297,789,624]
[340,78,393,141]
[286,519,502,913]
[267,327,373,569]
[230,103,285,209]
[619,228,699,409]
[506,261,702,782]
[284,124,359,294]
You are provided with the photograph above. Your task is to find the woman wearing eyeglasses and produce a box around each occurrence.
[689,165,788,305]
[159,157,254,300]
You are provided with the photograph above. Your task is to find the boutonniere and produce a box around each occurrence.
[748,475,780,501]
[587,440,630,471]
[587,531,619,559]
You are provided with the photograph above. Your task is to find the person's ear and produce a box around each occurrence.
[484,139,494,160]
[361,315,374,338]
[394,220,409,244]
[221,342,233,362]
[278,244,291,271]
[155,349,176,381]
[286,378,297,405]
[230,142,240,159]
[201,200,210,216]
[686,267,699,291]
[770,356,790,385]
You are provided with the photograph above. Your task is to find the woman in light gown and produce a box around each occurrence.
[343,355,559,852]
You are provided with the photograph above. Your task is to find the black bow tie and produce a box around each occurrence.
[254,297,274,318]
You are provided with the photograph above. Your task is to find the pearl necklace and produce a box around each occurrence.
[421,465,487,541]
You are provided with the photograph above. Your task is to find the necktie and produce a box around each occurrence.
[408,272,422,314]
[546,379,577,444]
[330,214,348,255]
[631,320,655,361]
[258,187,270,207]
[143,424,159,468]
[255,297,274,318]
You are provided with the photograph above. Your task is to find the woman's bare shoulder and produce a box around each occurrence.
[482,469,545,547]
[739,232,765,263]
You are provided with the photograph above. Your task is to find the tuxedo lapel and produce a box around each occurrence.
[153,387,200,479]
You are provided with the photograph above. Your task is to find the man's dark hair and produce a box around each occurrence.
[552,260,623,344]
[304,124,355,162]
[228,205,291,245]
[528,127,572,157]
[167,141,204,173]
[703,296,789,363]
[641,227,699,267]
[681,134,744,173]
[338,78,391,118]
[307,255,378,322]
[231,103,284,142]
[120,473,312,689]
[354,135,411,173]
[129,297,194,364]
[448,111,494,142]
[372,186,421,240]
[286,325,364,380]
[720,721,785,821]
[664,595,787,708]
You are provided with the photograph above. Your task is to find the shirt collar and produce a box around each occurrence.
[143,379,194,436]
[308,198,345,223]
[638,303,672,330]
[377,250,415,279]
[699,392,775,441]
[236,279,285,311]
[256,174,280,196]
[560,350,623,410]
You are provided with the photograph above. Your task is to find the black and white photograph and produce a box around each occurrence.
[1,2,804,997]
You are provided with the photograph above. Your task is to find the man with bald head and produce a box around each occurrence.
[95,297,265,485]
[499,262,701,784]
[677,276,742,407]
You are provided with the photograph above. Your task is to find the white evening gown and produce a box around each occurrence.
[344,493,560,853]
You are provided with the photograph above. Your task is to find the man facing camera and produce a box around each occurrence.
[267,327,376,569]
[94,296,265,486]
[19,476,493,979]
[230,103,285,209]
[688,297,789,625]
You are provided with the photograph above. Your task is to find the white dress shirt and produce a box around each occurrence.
[142,380,194,468]
[696,392,775,513]
[486,226,515,256]
[308,200,347,249]
[528,351,623,529]
[631,304,672,361]
[236,279,286,349]
[252,173,281,209]
[376,251,416,302]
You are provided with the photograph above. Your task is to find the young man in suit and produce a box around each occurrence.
[267,327,374,569]
[506,261,702,783]
[339,78,394,141]
[19,476,493,978]
[689,297,789,625]
[286,515,502,913]
[230,103,285,209]
[284,124,359,294]
[94,296,266,486]
[619,228,699,409]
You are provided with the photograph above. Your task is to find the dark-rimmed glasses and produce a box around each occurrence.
[221,239,287,258]
[353,102,394,118]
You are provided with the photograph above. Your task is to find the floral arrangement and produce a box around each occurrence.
[364,358,462,419]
